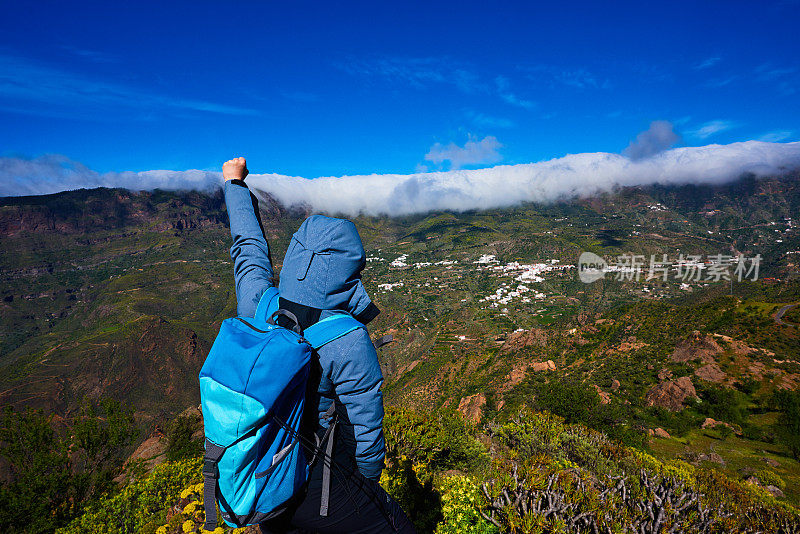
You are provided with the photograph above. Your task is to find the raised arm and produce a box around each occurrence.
[223,157,274,317]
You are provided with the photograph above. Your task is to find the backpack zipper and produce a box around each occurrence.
[235,317,268,333]
[235,317,308,344]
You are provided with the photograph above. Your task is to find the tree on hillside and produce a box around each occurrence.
[0,398,137,533]
[71,397,138,501]
[774,390,800,459]
[0,406,72,532]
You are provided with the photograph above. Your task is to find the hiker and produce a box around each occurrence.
[222,157,415,534]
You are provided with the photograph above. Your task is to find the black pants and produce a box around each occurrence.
[259,453,416,534]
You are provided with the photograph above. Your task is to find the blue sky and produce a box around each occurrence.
[0,1,798,178]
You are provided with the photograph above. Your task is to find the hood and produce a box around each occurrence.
[279,215,379,323]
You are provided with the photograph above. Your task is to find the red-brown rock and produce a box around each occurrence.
[457,393,487,423]
[653,427,671,438]
[645,376,697,412]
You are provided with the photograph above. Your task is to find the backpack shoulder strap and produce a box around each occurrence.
[202,439,225,531]
[304,314,364,349]
[252,286,280,326]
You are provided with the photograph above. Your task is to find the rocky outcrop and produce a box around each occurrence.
[695,363,728,383]
[114,430,168,483]
[711,333,755,356]
[648,427,671,438]
[593,384,611,404]
[506,365,528,388]
[645,377,697,412]
[687,451,726,465]
[745,475,761,486]
[767,485,785,498]
[531,360,556,372]
[116,405,203,484]
[670,331,723,363]
[500,328,548,352]
[748,361,767,380]
[670,331,756,366]
[613,336,649,353]
[701,417,740,435]
[501,360,554,393]
[762,457,780,467]
[458,393,487,423]
[701,417,721,429]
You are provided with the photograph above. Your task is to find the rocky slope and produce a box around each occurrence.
[1,172,800,504]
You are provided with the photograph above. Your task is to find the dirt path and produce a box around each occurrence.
[774,303,799,327]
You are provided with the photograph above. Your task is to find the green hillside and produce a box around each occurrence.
[1,172,800,532]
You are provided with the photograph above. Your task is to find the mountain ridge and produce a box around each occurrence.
[2,172,800,512]
[1,172,798,416]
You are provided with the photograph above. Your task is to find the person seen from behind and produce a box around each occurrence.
[222,157,415,534]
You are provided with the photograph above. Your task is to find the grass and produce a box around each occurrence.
[649,425,800,504]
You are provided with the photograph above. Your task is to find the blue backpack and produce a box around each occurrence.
[199,287,366,530]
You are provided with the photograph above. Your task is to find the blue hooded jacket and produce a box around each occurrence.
[224,180,385,480]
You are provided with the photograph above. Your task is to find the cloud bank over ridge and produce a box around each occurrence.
[246,141,800,216]
[2,141,799,217]
[0,154,221,198]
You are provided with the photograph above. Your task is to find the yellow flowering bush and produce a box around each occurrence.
[57,457,202,534]
[59,406,800,533]
[434,475,497,534]
[152,480,243,534]
[381,454,442,532]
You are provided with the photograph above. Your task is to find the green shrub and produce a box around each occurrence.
[755,468,786,490]
[380,455,442,533]
[384,407,487,472]
[434,476,497,534]
[0,398,137,533]
[646,406,701,437]
[526,379,644,447]
[57,457,202,534]
[165,414,203,462]
[59,406,800,534]
[0,407,72,533]
[774,389,800,459]
[695,383,748,426]
[529,379,600,426]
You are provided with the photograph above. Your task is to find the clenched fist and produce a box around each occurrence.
[223,157,249,182]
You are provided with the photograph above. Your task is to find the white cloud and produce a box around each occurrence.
[623,120,681,161]
[337,56,484,93]
[754,63,796,81]
[0,154,220,197]
[243,141,800,216]
[555,68,604,89]
[759,130,794,142]
[465,110,514,129]
[424,136,503,170]
[522,65,610,90]
[694,56,721,70]
[688,120,737,139]
[753,63,797,96]
[0,53,257,118]
[495,76,535,109]
[704,75,738,88]
[3,142,800,219]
